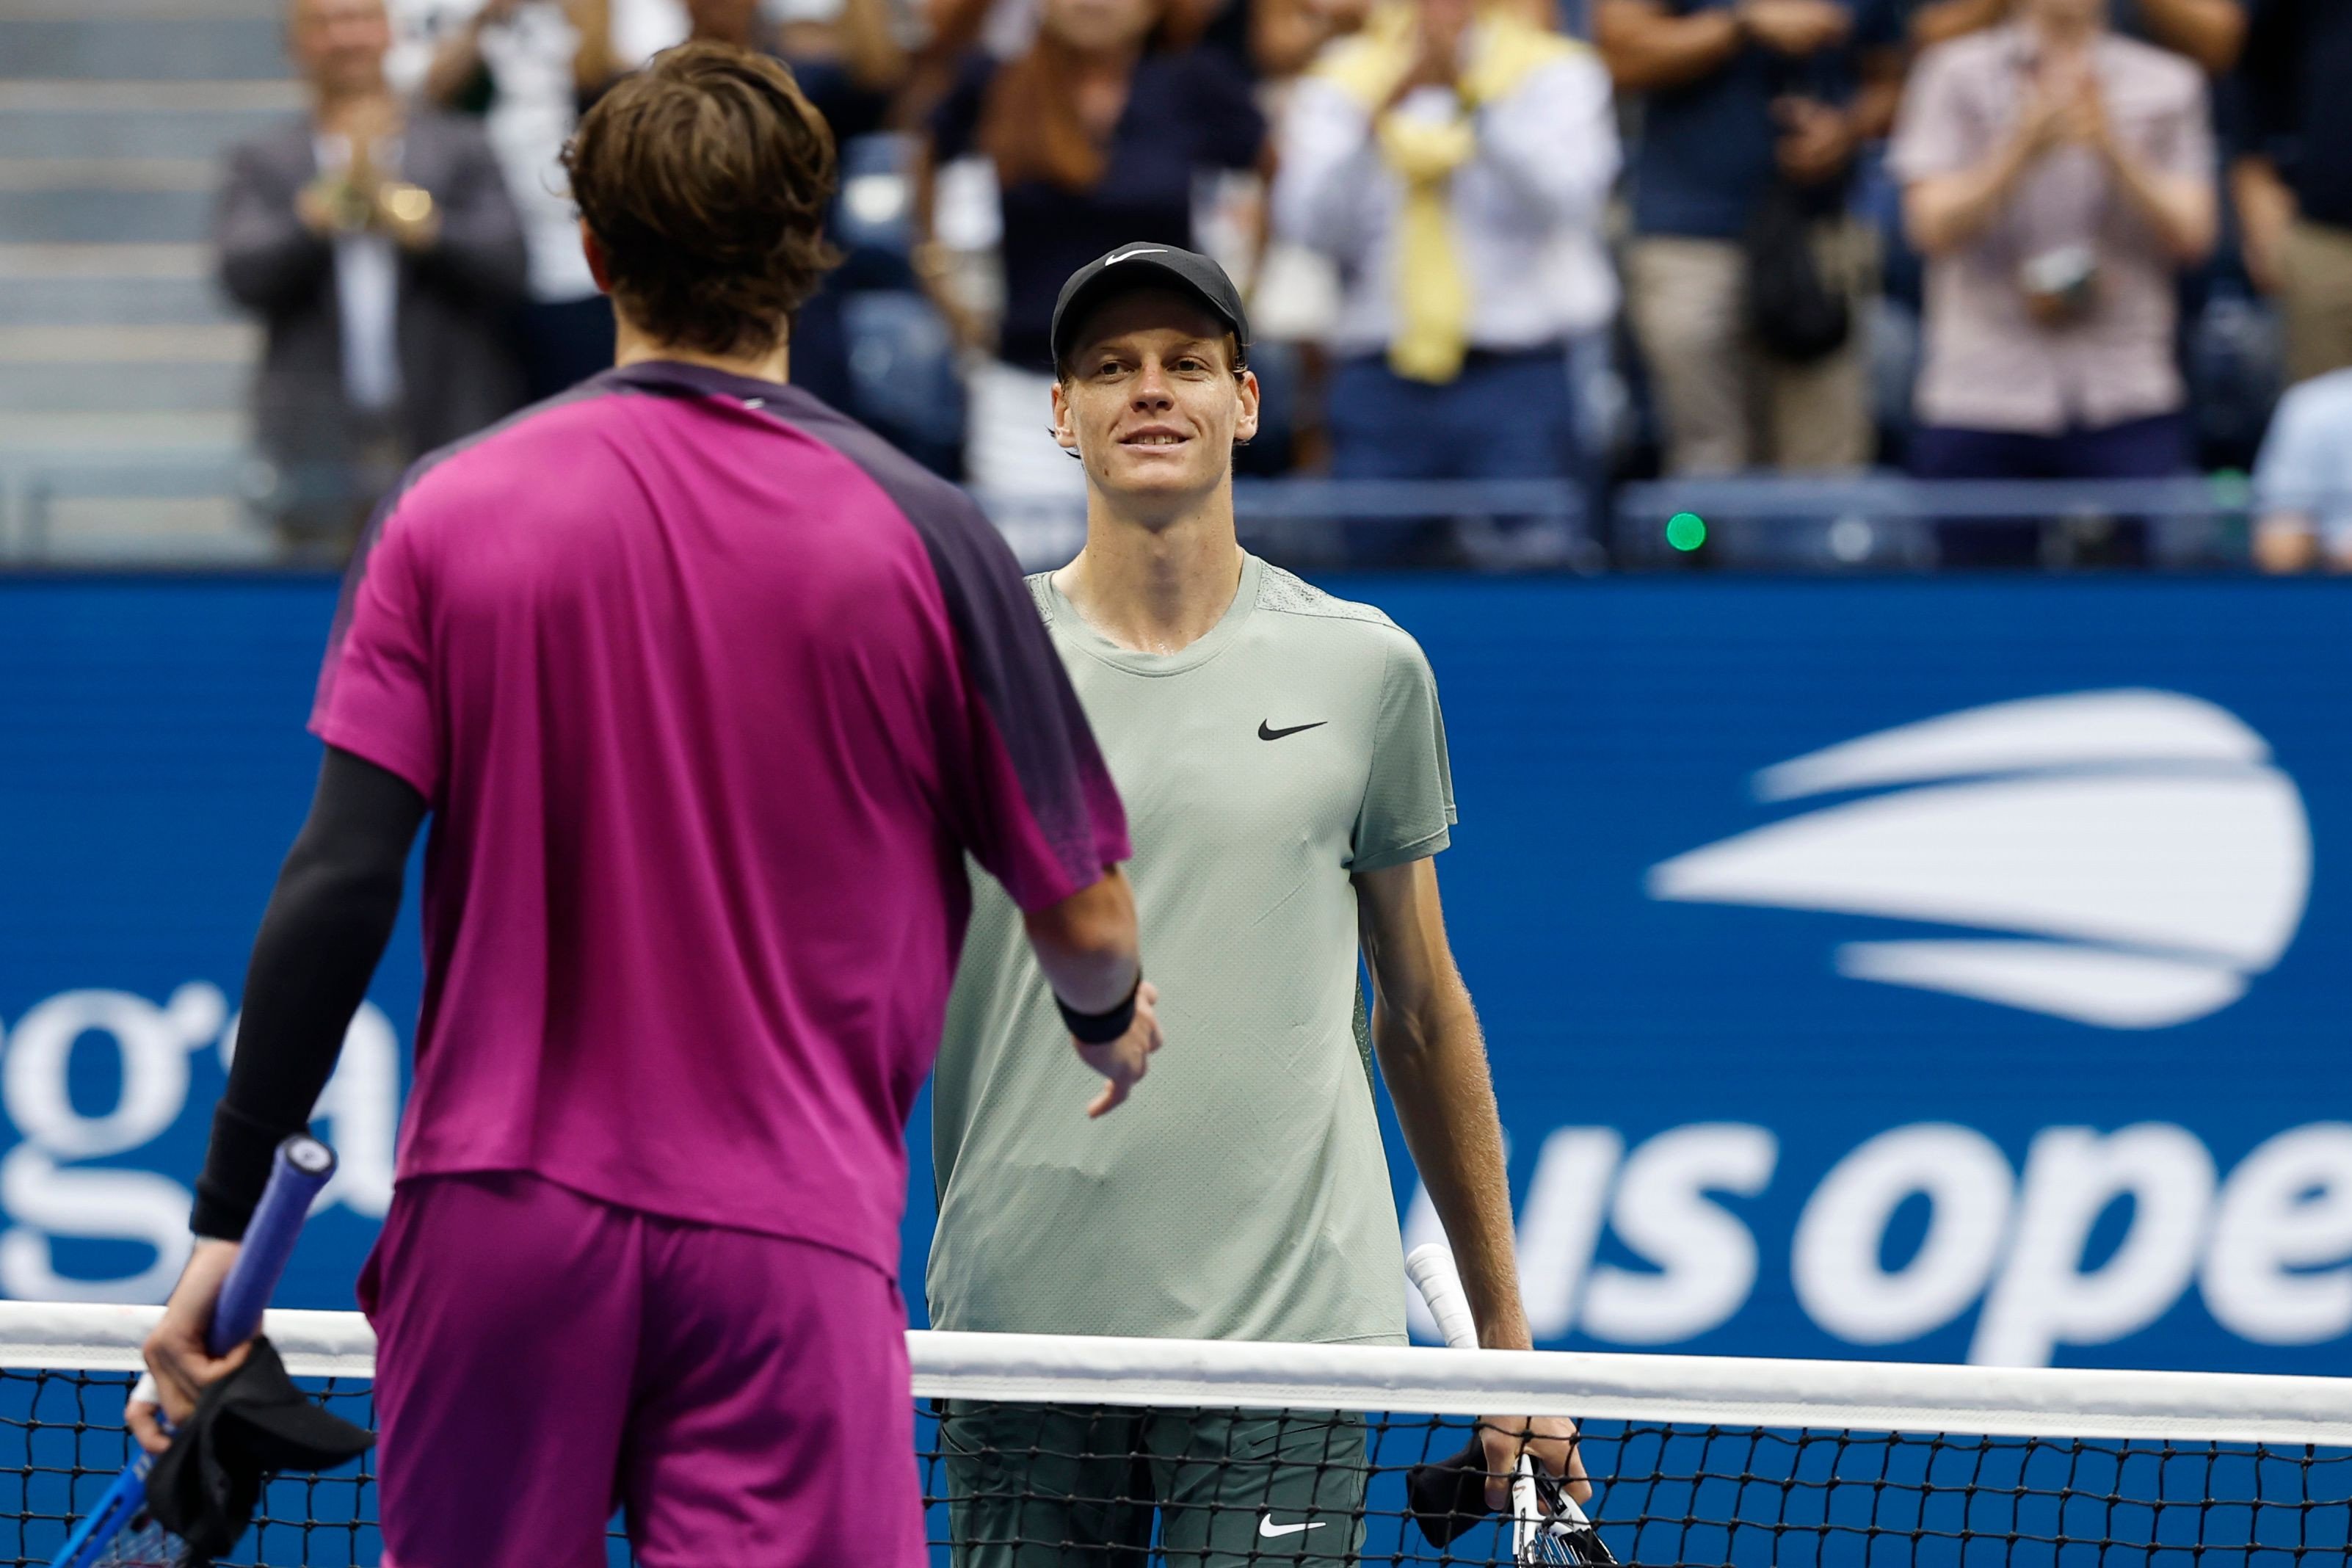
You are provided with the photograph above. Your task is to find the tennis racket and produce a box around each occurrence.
[50,1135,338,1568]
[1405,1242,1616,1567]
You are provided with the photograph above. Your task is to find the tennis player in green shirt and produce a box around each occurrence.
[929,244,1584,1566]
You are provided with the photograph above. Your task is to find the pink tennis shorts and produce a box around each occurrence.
[358,1170,923,1568]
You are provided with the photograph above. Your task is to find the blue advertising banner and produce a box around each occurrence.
[1,576,2345,1377]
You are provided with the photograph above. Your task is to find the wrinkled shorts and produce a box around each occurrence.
[361,1170,922,1568]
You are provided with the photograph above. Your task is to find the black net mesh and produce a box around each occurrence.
[0,1370,375,1568]
[2,1369,2344,1567]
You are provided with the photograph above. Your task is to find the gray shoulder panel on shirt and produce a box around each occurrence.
[1253,562,1400,629]
[1023,570,1058,625]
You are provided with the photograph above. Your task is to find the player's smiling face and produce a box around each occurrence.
[1052,289,1260,518]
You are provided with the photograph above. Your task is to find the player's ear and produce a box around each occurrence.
[1233,367,1261,447]
[1050,379,1081,454]
[579,219,611,297]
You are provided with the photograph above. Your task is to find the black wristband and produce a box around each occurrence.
[1056,971,1141,1045]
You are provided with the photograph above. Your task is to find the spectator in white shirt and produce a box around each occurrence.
[1273,0,1617,527]
[415,0,625,399]
[2251,366,2352,573]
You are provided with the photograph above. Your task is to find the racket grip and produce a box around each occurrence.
[206,1136,336,1356]
[1407,1242,1481,1351]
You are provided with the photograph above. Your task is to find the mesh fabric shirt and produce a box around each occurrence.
[311,360,1128,1277]
[928,554,1455,1345]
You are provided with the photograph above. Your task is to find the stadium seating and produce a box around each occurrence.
[0,0,284,562]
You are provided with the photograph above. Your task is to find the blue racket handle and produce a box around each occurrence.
[207,1135,335,1355]
[45,1138,335,1568]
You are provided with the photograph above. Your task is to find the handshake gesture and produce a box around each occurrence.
[1072,979,1163,1118]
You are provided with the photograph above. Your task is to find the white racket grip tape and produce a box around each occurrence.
[1406,1243,1480,1351]
[1410,1243,1601,1539]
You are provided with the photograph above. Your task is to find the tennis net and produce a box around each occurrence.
[0,1302,2344,1566]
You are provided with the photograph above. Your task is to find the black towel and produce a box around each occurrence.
[1406,1434,1495,1547]
[1409,1436,1619,1564]
[145,1336,374,1559]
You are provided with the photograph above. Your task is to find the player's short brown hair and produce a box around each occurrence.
[564,42,840,358]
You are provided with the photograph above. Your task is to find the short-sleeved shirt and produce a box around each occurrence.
[1625,0,1902,240]
[929,49,1265,373]
[1889,26,2213,435]
[2254,366,2352,548]
[927,554,1455,1346]
[313,360,1129,1276]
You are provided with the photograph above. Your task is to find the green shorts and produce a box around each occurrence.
[938,1400,1368,1567]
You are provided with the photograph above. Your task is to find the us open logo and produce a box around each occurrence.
[1645,689,2312,1028]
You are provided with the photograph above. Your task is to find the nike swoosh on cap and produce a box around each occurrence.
[1103,246,1170,265]
[1259,719,1329,741]
[1259,1517,1328,1538]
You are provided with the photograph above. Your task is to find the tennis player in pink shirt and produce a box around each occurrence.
[132,42,1157,1567]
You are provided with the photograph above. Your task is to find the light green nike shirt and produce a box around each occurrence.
[927,553,1455,1346]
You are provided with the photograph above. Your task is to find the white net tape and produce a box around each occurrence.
[0,1305,2341,1447]
[1,1304,2345,1567]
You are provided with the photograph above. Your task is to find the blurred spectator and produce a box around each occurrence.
[1231,0,1371,480]
[420,0,621,401]
[2251,366,2352,572]
[1600,0,1905,476]
[1178,0,1263,78]
[1253,0,1376,76]
[1909,0,2244,71]
[587,0,936,461]
[772,0,914,427]
[777,0,908,101]
[678,0,768,46]
[1892,0,2215,565]
[1272,0,1617,506]
[2234,0,2352,386]
[217,0,528,560]
[611,0,693,58]
[661,0,905,202]
[917,0,1265,492]
[914,0,1226,88]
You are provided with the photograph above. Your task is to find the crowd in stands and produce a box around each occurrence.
[216,0,2352,568]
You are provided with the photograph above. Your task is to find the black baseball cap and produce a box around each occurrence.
[1049,244,1252,374]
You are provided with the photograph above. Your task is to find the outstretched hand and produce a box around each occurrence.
[130,1239,253,1456]
[1074,980,1162,1117]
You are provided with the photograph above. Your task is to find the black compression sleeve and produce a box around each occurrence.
[190,748,427,1240]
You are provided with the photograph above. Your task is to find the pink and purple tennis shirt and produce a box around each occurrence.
[312,359,1130,1277]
